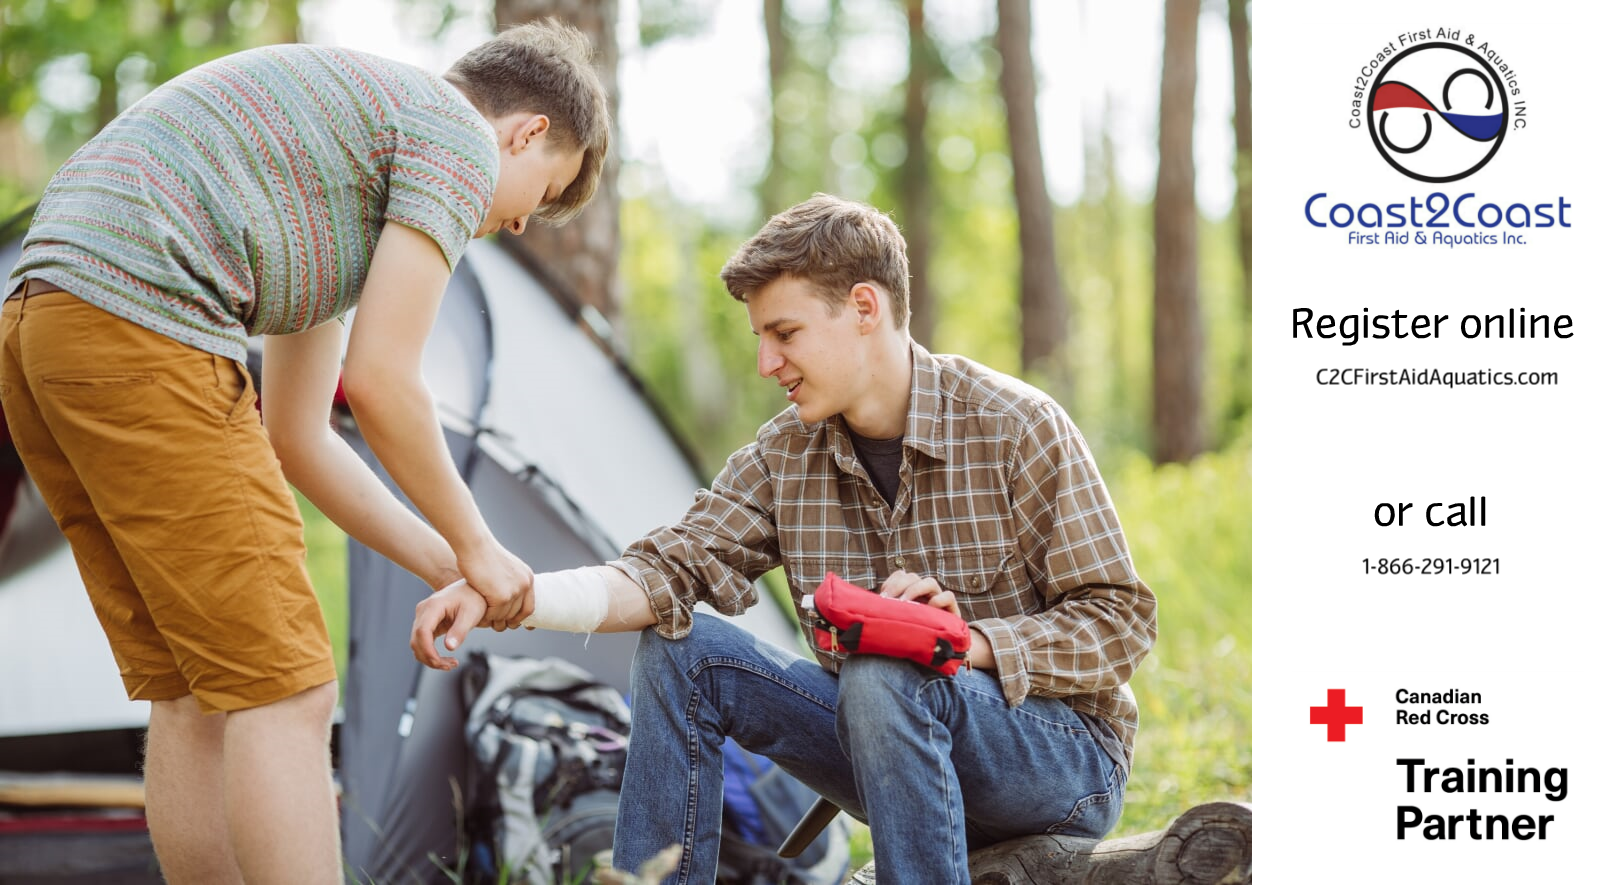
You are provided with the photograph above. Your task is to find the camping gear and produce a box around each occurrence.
[460,652,629,885]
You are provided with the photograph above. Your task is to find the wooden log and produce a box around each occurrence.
[849,802,1252,885]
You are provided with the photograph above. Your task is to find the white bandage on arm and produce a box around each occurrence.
[519,567,610,633]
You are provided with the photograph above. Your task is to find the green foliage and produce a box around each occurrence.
[1104,434,1252,835]
[0,0,296,209]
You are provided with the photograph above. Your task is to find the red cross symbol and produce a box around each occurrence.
[1310,689,1363,741]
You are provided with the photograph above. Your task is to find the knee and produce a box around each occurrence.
[628,614,714,699]
[835,655,930,728]
[630,611,740,673]
[252,680,338,730]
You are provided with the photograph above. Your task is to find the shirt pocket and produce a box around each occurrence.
[935,543,1019,597]
[782,554,879,600]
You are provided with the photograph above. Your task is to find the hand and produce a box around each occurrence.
[878,569,960,617]
[457,541,536,630]
[411,579,488,670]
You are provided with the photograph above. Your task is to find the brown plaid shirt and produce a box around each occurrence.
[610,343,1157,768]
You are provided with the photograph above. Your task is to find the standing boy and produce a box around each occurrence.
[1,21,608,884]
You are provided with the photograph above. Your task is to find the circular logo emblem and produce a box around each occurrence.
[1367,43,1508,182]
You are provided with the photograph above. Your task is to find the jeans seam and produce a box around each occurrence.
[916,678,964,882]
[951,681,1090,735]
[685,656,837,712]
[677,689,702,885]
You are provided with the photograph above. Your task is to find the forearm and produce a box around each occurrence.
[971,580,1157,700]
[279,427,459,589]
[344,376,491,555]
[520,566,658,634]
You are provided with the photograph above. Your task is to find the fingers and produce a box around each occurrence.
[926,589,960,617]
[412,579,490,669]
[411,596,456,670]
[444,595,480,655]
[879,570,919,598]
[879,570,944,603]
[514,579,536,626]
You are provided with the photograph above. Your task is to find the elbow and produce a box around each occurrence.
[340,361,425,423]
[265,425,316,485]
[337,363,384,415]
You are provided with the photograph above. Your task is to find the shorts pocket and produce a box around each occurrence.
[42,372,155,390]
[213,356,257,424]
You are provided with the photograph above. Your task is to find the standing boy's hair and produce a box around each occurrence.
[719,194,912,330]
[446,19,611,226]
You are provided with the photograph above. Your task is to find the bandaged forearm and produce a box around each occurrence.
[518,567,610,633]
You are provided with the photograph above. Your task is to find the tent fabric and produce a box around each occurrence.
[1,231,811,882]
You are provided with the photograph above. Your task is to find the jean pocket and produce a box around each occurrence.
[1045,762,1125,838]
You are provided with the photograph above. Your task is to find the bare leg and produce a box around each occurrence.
[224,680,342,885]
[145,695,246,885]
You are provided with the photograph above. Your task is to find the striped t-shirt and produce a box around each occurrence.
[6,45,499,362]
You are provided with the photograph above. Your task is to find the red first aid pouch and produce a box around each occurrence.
[802,572,971,676]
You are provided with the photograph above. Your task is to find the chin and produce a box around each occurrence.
[794,403,829,424]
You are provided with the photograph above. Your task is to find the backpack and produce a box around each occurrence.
[461,652,630,885]
[461,651,849,885]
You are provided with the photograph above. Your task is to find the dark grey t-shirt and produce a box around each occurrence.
[847,427,904,508]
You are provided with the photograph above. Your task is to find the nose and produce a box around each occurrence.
[757,340,784,378]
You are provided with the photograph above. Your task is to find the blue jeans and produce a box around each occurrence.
[614,613,1126,885]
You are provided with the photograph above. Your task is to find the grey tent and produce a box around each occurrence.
[0,226,841,883]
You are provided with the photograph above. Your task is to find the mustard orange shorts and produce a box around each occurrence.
[0,283,335,713]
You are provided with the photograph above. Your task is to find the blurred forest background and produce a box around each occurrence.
[0,0,1250,846]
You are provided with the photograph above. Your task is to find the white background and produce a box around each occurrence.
[1254,1,1606,880]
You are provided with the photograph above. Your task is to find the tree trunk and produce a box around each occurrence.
[1228,0,1251,303]
[760,0,790,220]
[1152,0,1203,464]
[996,0,1068,380]
[846,802,1253,885]
[901,0,934,347]
[1226,0,1252,430]
[493,0,621,321]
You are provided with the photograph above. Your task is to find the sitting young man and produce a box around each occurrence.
[413,194,1157,884]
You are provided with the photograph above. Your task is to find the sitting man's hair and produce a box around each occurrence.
[447,19,610,226]
[720,194,912,330]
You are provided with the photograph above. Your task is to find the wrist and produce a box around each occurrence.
[520,568,609,633]
[452,528,502,565]
[428,567,463,593]
[966,627,997,670]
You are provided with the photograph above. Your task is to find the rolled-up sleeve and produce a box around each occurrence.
[607,442,781,639]
[972,402,1157,706]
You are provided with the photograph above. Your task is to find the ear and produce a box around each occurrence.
[849,282,882,333]
[509,114,551,153]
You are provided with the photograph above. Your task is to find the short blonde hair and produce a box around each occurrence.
[720,194,911,329]
[446,19,610,226]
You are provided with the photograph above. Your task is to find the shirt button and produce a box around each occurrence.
[894,556,906,569]
[972,576,982,588]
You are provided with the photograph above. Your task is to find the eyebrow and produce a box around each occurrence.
[752,317,800,336]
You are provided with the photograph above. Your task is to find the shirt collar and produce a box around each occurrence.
[826,340,948,466]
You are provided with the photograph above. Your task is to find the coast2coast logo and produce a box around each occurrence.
[1351,30,1526,182]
